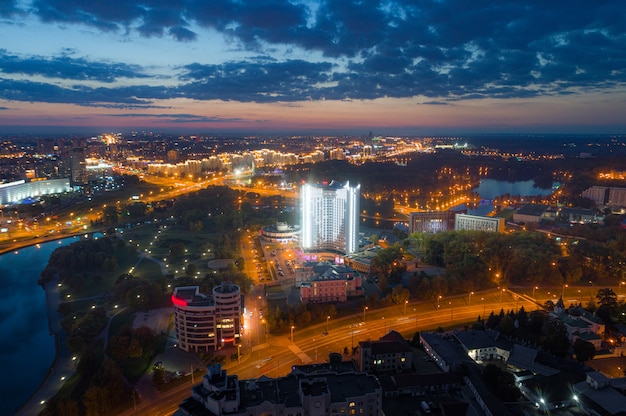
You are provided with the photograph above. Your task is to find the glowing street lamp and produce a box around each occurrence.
[290,326,295,344]
[363,306,368,322]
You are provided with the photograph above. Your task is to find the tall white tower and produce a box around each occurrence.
[300,180,360,254]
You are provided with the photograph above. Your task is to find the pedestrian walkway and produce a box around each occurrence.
[17,281,75,416]
[288,342,312,364]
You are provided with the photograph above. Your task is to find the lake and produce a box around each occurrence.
[473,179,558,200]
[0,235,93,415]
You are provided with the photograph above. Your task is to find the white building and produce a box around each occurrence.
[0,178,71,205]
[172,281,242,352]
[300,180,360,254]
[455,213,505,233]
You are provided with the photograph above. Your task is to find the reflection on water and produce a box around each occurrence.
[0,235,96,415]
[473,179,558,200]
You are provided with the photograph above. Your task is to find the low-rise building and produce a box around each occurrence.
[174,362,383,416]
[512,204,550,224]
[552,300,605,349]
[354,331,413,374]
[455,213,505,232]
[299,263,363,304]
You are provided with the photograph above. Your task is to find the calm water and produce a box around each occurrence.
[473,179,558,200]
[0,236,91,415]
[464,179,558,216]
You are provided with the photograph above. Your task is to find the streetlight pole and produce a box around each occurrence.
[326,316,330,332]
[437,295,442,309]
[469,291,474,306]
[414,308,418,328]
[482,297,485,316]
[500,288,504,304]
[237,344,241,363]
[562,283,568,299]
[403,300,408,314]
[449,301,453,320]
[363,306,368,322]
[533,286,538,298]
[290,326,294,344]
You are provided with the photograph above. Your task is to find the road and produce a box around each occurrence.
[120,289,538,415]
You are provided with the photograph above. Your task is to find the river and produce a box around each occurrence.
[0,235,94,415]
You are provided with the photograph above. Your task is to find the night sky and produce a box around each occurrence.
[1,1,625,133]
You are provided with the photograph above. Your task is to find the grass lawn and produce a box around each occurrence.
[109,309,135,338]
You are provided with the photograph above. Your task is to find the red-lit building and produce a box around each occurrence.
[172,281,242,352]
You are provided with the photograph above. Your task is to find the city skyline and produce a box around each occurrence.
[1,1,626,134]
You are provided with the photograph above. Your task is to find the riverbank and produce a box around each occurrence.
[16,277,75,415]
[8,231,103,415]
[0,228,100,256]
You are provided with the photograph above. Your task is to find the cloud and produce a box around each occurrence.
[0,0,624,107]
[0,0,23,17]
[0,49,148,82]
[109,113,245,123]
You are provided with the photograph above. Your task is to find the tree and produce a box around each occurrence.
[596,288,618,310]
[152,367,166,387]
[390,285,410,305]
[102,205,119,225]
[573,339,596,363]
[542,318,570,357]
[169,241,186,261]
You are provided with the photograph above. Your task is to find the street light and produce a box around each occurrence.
[290,325,294,344]
[562,283,568,299]
[533,286,538,298]
[437,295,442,308]
[382,317,386,333]
[481,297,485,316]
[403,300,408,314]
[237,344,241,363]
[326,316,330,332]
[468,291,474,306]
[500,288,505,304]
[363,306,368,322]
[449,301,453,320]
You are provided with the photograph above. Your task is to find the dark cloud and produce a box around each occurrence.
[421,101,450,106]
[0,0,22,17]
[109,113,245,123]
[178,59,335,102]
[0,50,148,82]
[0,0,624,105]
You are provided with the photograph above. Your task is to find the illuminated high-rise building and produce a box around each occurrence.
[69,147,87,188]
[300,180,360,254]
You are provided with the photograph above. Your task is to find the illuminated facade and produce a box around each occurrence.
[300,180,360,254]
[172,281,242,352]
[454,213,505,233]
[70,147,87,187]
[0,178,71,205]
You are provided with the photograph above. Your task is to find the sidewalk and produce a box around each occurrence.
[17,280,76,416]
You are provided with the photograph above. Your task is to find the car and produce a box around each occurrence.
[321,331,328,337]
[153,361,163,369]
